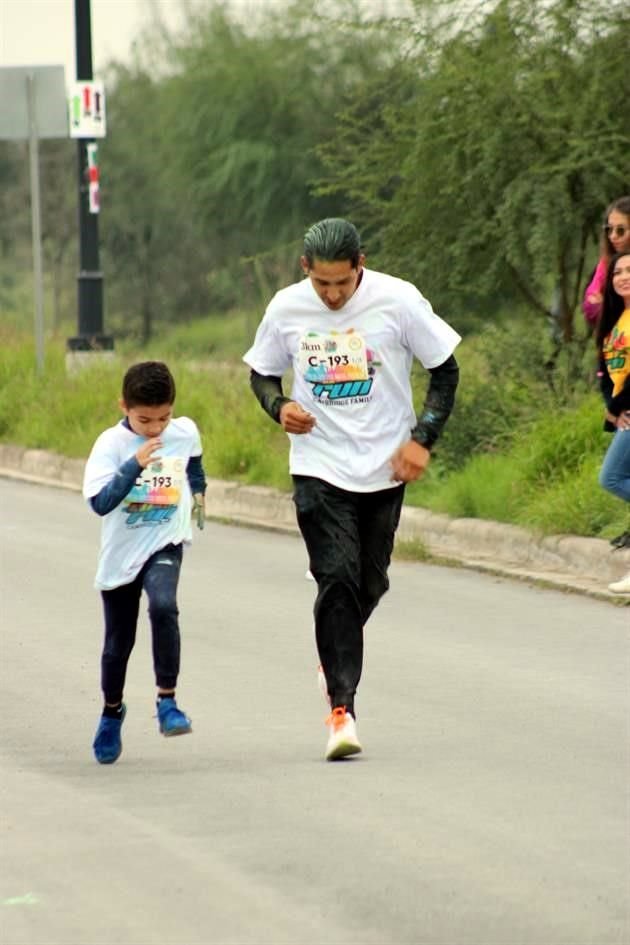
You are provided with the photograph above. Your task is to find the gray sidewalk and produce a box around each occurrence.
[1,443,628,603]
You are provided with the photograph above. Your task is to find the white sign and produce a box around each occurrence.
[69,81,106,138]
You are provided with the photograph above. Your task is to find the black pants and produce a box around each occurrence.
[293,476,405,717]
[100,543,183,704]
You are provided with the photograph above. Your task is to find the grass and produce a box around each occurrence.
[1,319,627,540]
[0,325,292,490]
[408,394,626,538]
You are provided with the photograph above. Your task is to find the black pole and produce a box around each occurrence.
[68,0,112,355]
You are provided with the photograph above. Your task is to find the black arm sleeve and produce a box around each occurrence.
[89,456,142,516]
[186,455,207,495]
[410,354,460,450]
[249,369,291,424]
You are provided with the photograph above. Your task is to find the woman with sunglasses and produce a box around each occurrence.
[583,196,630,325]
[596,251,630,593]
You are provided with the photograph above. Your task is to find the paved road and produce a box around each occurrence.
[1,479,628,945]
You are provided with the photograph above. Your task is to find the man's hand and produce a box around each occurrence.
[279,401,316,434]
[192,493,205,530]
[390,440,431,483]
[135,437,162,468]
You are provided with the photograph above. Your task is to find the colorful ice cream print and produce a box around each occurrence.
[123,456,185,526]
[298,330,378,402]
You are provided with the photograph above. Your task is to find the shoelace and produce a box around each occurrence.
[326,706,348,730]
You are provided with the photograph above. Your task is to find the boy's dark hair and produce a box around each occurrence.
[303,218,362,269]
[596,251,629,352]
[122,361,176,407]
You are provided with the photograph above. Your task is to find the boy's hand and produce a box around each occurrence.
[136,437,162,468]
[279,402,316,434]
[192,493,205,530]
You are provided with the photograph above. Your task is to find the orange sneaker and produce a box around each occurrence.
[325,706,362,761]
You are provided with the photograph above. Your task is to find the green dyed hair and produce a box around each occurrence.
[303,218,362,269]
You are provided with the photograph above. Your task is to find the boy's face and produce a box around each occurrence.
[120,401,173,439]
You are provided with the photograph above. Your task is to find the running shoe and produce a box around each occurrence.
[610,531,630,550]
[93,704,127,764]
[325,706,362,761]
[157,697,192,736]
[608,572,630,594]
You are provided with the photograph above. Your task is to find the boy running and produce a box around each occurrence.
[83,361,206,764]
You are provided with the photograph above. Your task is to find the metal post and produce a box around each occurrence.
[67,0,113,363]
[26,73,45,373]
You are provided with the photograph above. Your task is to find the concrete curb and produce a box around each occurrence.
[1,444,628,602]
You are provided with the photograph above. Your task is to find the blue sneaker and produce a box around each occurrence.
[157,697,192,737]
[93,704,127,764]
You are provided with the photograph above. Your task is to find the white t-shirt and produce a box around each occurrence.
[243,267,461,492]
[83,416,202,590]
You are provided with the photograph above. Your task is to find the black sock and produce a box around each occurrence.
[103,703,123,720]
[157,692,175,701]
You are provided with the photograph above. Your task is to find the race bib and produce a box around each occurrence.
[125,456,185,507]
[298,332,369,384]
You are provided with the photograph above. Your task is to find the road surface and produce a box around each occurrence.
[1,479,628,945]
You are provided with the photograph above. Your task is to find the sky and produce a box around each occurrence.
[0,0,190,87]
[0,0,416,89]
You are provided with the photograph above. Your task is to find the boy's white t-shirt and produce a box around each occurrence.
[243,268,461,492]
[83,416,202,590]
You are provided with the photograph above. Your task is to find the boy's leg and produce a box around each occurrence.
[357,484,405,624]
[94,580,141,763]
[142,543,183,692]
[101,578,142,704]
[293,476,363,717]
[142,543,191,735]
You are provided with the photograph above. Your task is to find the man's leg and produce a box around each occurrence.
[358,484,405,624]
[293,476,363,717]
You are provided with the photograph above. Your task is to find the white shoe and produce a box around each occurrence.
[608,572,630,594]
[325,707,362,761]
[317,664,331,707]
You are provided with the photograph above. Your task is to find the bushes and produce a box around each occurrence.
[411,394,623,537]
[1,314,624,539]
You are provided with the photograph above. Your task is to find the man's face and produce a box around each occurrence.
[301,255,365,310]
[120,401,173,438]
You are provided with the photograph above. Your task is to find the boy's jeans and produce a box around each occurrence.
[100,543,183,704]
[293,476,405,716]
[600,428,630,503]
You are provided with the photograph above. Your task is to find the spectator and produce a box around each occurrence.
[595,252,630,593]
[583,196,630,326]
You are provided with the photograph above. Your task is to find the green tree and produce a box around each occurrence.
[153,1,399,305]
[95,1,399,333]
[99,65,212,342]
[39,139,76,330]
[317,0,630,356]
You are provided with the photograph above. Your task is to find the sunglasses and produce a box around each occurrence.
[603,224,630,238]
